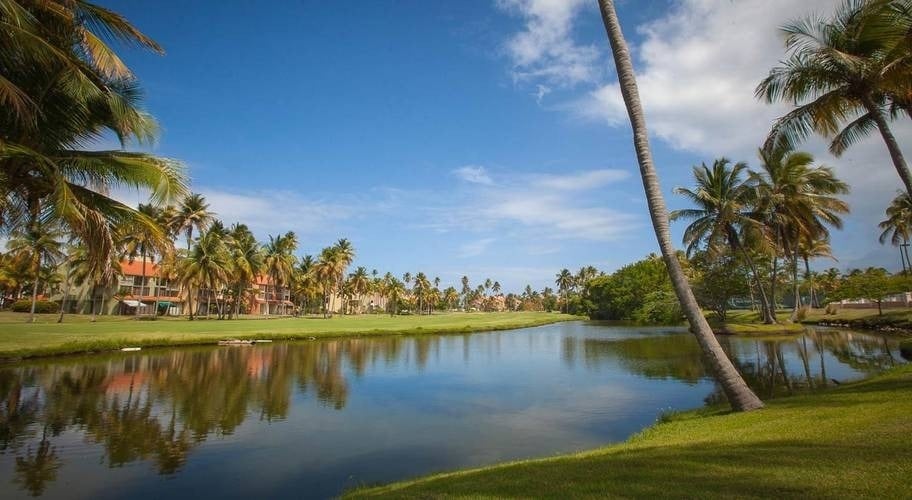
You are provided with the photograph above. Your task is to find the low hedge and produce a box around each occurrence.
[11,299,60,314]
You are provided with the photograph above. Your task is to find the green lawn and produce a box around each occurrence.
[0,311,577,360]
[348,364,912,499]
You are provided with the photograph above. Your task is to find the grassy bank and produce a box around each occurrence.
[801,307,912,333]
[0,311,578,360]
[711,310,806,335]
[348,364,912,499]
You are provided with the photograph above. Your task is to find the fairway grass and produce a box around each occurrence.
[0,311,578,360]
[348,364,912,499]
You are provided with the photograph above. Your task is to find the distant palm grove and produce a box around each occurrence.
[0,0,910,338]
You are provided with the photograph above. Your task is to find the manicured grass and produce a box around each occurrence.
[347,364,912,499]
[801,307,912,332]
[711,310,806,335]
[0,311,578,360]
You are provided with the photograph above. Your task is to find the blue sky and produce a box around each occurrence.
[107,0,910,292]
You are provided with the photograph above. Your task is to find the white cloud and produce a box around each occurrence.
[530,169,629,191]
[458,238,497,258]
[500,0,912,271]
[496,0,599,87]
[426,166,640,242]
[453,165,494,185]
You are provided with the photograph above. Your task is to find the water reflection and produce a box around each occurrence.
[0,325,903,498]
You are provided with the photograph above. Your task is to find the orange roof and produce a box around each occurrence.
[120,258,160,277]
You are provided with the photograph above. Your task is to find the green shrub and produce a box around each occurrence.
[11,299,60,313]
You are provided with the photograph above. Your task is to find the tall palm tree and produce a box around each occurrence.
[460,275,470,311]
[68,243,121,322]
[492,281,501,295]
[750,147,849,321]
[180,230,230,320]
[349,266,370,314]
[799,237,836,308]
[121,203,170,317]
[0,0,188,268]
[227,224,264,317]
[171,193,213,250]
[671,158,777,323]
[263,231,297,316]
[6,220,64,322]
[597,0,763,411]
[756,0,912,194]
[878,192,912,272]
[555,269,574,314]
[332,239,355,314]
[314,246,343,318]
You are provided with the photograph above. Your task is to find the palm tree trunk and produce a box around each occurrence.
[57,265,71,323]
[188,285,194,321]
[804,257,818,308]
[863,98,912,196]
[28,263,40,323]
[790,244,801,322]
[597,0,762,412]
[734,240,776,323]
[136,252,147,319]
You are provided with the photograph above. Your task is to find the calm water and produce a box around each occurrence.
[0,322,904,499]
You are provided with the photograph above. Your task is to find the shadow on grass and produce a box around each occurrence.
[353,438,909,499]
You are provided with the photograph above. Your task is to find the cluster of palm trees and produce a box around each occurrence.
[670,153,849,324]
[554,266,599,313]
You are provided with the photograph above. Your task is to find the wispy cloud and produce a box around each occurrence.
[529,169,629,191]
[458,238,497,258]
[453,165,494,185]
[495,0,599,87]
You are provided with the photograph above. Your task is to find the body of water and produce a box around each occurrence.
[0,322,904,498]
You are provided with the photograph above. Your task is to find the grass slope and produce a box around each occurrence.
[0,311,577,360]
[349,365,912,499]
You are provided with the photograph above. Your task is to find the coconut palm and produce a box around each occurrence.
[750,147,849,321]
[878,192,912,272]
[671,158,777,323]
[756,0,912,194]
[597,0,763,411]
[263,231,297,316]
[68,243,121,322]
[460,276,470,310]
[227,224,264,317]
[384,277,406,316]
[348,266,370,314]
[314,246,343,318]
[180,230,230,320]
[171,194,213,250]
[292,255,318,316]
[555,269,574,314]
[120,203,170,317]
[6,220,65,322]
[492,281,501,295]
[799,237,836,308]
[0,0,187,267]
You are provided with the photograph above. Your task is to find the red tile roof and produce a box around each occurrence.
[120,258,160,277]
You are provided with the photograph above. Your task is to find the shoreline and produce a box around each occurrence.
[0,312,580,362]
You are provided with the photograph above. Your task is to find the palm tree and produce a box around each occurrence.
[555,269,574,314]
[750,147,849,321]
[0,1,188,267]
[171,194,213,250]
[443,286,459,310]
[671,158,777,323]
[6,221,64,322]
[292,255,318,316]
[332,239,355,314]
[799,237,836,308]
[878,192,912,272]
[68,243,121,322]
[263,232,297,316]
[756,0,912,194]
[349,266,370,314]
[227,224,264,317]
[597,0,763,411]
[384,277,405,316]
[121,203,170,317]
[460,275,470,311]
[492,281,501,295]
[180,231,230,320]
[314,247,343,318]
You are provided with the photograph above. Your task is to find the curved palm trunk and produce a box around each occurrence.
[598,0,763,411]
[731,231,776,323]
[187,285,194,321]
[863,99,912,196]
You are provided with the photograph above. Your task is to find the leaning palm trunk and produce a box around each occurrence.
[862,98,912,196]
[136,252,147,319]
[597,0,762,411]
